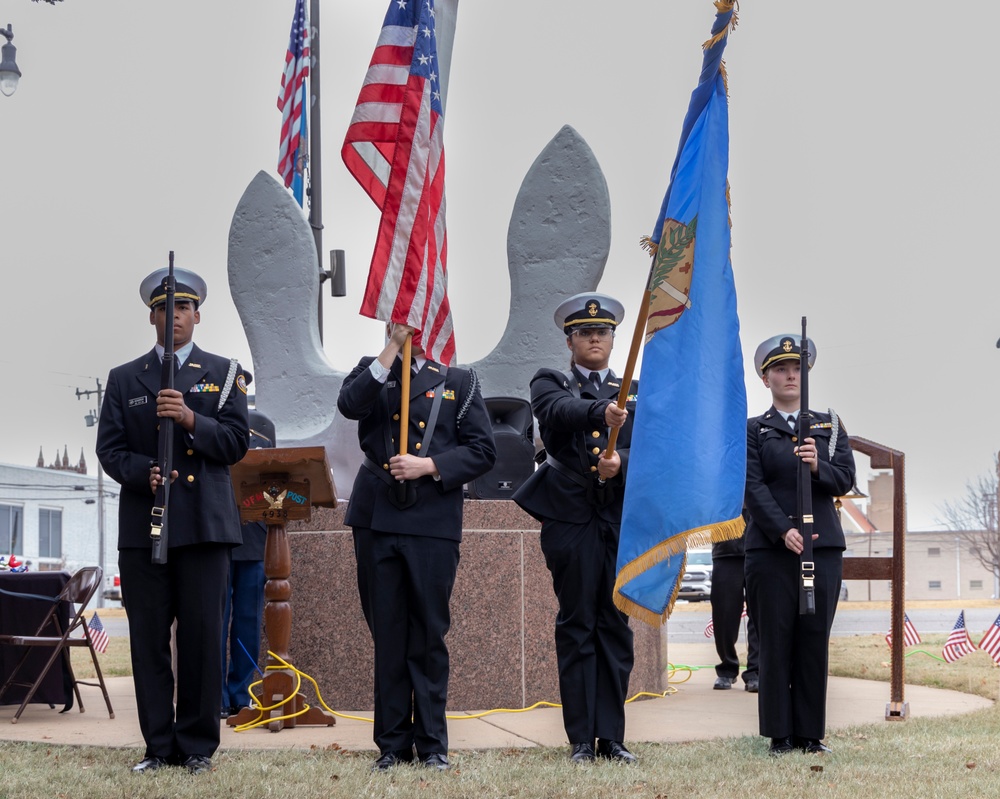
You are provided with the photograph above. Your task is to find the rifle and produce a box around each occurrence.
[149,252,176,565]
[796,316,815,615]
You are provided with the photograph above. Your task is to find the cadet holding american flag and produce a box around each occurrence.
[339,0,496,773]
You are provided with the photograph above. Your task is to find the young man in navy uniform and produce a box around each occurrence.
[337,323,496,773]
[513,293,638,764]
[96,267,249,774]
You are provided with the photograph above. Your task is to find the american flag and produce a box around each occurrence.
[277,0,310,191]
[884,612,922,648]
[977,612,1000,666]
[942,610,977,664]
[703,606,748,638]
[85,612,109,654]
[341,0,455,365]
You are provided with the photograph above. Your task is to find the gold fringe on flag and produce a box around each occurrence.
[703,1,739,51]
[612,514,745,626]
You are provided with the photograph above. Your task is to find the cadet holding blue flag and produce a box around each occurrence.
[513,293,638,765]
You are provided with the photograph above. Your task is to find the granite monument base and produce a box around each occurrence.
[281,499,663,715]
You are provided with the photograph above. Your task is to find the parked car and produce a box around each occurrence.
[103,573,122,601]
[678,548,713,602]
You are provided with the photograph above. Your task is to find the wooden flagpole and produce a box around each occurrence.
[604,259,654,459]
[398,333,413,455]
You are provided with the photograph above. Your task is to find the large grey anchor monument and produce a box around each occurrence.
[224,3,663,715]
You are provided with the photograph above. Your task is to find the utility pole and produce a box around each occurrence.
[76,380,106,608]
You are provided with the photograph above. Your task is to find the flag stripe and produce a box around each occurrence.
[342,0,455,364]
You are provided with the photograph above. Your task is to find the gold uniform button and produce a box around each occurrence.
[592,447,600,455]
[418,421,426,429]
[590,465,598,472]
[591,431,600,438]
[393,413,400,421]
[186,449,194,456]
[186,475,195,483]
[415,442,422,450]
[383,463,390,470]
[791,436,798,443]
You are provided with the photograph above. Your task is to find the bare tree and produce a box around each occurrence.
[939,453,1000,579]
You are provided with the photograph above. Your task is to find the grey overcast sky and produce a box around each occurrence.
[1,1,998,531]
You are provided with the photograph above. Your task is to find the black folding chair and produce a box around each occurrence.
[0,566,115,723]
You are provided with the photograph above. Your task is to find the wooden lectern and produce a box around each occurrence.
[227,446,337,731]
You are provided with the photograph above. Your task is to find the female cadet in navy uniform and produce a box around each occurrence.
[96,268,249,774]
[743,335,856,756]
[513,293,638,764]
[337,323,496,773]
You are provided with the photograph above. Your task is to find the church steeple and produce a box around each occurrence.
[37,447,45,468]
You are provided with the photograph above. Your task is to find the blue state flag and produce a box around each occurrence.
[614,1,747,626]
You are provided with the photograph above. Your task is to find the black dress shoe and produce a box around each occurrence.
[570,742,596,763]
[744,677,759,693]
[420,752,451,770]
[372,750,414,772]
[132,756,170,773]
[597,739,637,763]
[768,736,794,756]
[182,755,213,775]
[713,675,736,690]
[796,738,832,754]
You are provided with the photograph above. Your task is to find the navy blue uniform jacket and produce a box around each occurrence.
[337,357,496,540]
[97,345,250,549]
[513,367,637,523]
[744,407,855,551]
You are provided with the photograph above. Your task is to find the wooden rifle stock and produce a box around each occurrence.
[150,251,176,565]
[796,316,816,615]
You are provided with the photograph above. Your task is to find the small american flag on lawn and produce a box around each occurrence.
[704,606,748,638]
[884,613,922,648]
[341,0,455,365]
[86,612,109,654]
[942,610,976,664]
[976,612,1000,666]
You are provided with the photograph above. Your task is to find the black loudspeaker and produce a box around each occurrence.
[467,397,535,499]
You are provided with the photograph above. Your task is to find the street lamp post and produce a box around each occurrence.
[77,380,106,607]
[0,24,21,97]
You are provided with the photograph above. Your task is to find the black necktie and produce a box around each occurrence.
[787,414,797,431]
[589,371,602,391]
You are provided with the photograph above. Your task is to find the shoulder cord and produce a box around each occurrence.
[456,368,479,427]
[828,408,839,459]
[217,358,240,410]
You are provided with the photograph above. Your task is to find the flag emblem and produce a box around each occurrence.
[646,217,696,340]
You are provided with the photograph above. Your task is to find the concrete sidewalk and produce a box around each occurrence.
[0,642,990,753]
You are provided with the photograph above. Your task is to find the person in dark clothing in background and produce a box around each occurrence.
[711,530,759,692]
[220,407,275,717]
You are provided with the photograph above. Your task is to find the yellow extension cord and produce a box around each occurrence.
[233,653,697,731]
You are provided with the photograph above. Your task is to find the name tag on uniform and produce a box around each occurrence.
[190,383,221,393]
[128,396,148,408]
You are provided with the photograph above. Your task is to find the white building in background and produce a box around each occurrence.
[0,456,119,592]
